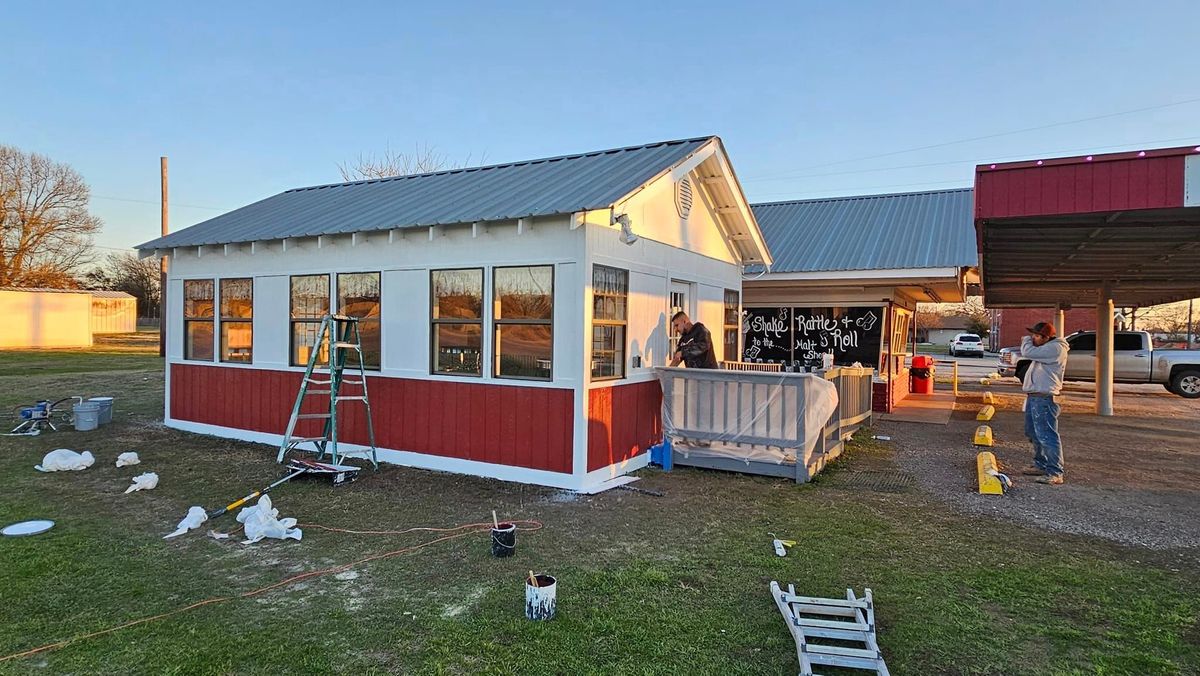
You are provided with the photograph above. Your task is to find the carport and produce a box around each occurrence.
[975,145,1200,415]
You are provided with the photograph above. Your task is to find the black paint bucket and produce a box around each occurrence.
[491,522,516,557]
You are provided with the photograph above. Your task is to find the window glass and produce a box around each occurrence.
[220,278,253,363]
[432,269,483,376]
[1069,334,1096,351]
[1114,334,1144,351]
[723,289,740,361]
[291,274,330,366]
[592,266,628,379]
[338,272,381,369]
[183,280,214,361]
[494,266,553,380]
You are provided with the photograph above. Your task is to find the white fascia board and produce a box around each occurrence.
[757,267,961,282]
[669,141,718,181]
[708,142,773,267]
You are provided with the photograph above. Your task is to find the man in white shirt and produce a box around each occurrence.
[1019,322,1070,485]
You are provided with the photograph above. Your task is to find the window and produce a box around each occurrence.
[290,274,330,367]
[494,265,553,380]
[723,289,740,361]
[183,280,214,361]
[1068,334,1096,351]
[337,272,381,370]
[591,265,628,379]
[431,269,483,376]
[1114,333,1144,351]
[220,278,253,363]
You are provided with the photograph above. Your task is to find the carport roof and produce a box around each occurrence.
[975,145,1200,308]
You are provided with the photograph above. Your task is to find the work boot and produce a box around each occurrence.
[1036,475,1064,485]
[1020,466,1044,476]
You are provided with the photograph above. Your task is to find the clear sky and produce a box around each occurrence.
[3,1,1198,253]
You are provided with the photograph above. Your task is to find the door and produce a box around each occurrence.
[1113,332,1152,381]
[669,281,692,358]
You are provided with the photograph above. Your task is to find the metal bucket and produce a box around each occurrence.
[491,523,516,558]
[525,575,557,621]
[87,397,114,425]
[73,402,101,431]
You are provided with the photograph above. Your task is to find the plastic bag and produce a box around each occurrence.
[35,449,95,472]
[124,472,159,493]
[236,494,302,544]
[115,452,141,468]
[164,506,208,539]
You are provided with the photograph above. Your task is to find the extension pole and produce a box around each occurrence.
[206,468,308,520]
[159,156,168,357]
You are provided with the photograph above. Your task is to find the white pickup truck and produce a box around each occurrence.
[997,330,1200,398]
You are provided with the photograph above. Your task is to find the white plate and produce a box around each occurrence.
[2,520,55,537]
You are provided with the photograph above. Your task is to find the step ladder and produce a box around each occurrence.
[276,314,378,468]
[770,581,890,676]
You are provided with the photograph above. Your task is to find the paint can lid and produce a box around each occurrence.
[2,520,55,537]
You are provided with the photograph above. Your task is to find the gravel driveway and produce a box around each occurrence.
[878,378,1200,562]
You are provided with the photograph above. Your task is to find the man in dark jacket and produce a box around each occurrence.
[669,311,718,369]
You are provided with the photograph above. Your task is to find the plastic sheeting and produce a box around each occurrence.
[35,449,95,472]
[656,368,839,466]
[236,495,302,544]
[125,472,159,493]
[115,452,140,468]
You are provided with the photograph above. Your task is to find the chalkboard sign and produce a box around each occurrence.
[742,305,884,369]
[741,307,793,364]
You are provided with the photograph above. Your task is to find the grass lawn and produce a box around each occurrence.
[0,348,1197,674]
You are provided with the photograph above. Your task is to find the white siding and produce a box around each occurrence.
[90,296,137,334]
[0,290,92,348]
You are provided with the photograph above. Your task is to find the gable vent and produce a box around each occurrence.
[675,177,694,219]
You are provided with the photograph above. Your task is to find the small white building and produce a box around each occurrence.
[0,287,138,348]
[137,137,771,491]
[89,290,139,334]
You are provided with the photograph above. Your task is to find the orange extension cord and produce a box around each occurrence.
[0,519,543,664]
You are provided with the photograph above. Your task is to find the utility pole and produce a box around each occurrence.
[159,156,168,357]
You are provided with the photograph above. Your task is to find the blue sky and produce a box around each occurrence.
[3,1,1198,252]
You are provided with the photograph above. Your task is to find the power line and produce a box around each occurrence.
[745,96,1200,181]
[749,179,969,200]
[744,135,1200,184]
[91,195,227,211]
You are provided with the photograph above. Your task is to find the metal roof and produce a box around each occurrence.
[750,188,978,273]
[90,290,136,299]
[137,137,714,250]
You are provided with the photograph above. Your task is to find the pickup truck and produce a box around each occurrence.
[997,330,1200,398]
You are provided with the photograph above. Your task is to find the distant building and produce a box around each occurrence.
[0,287,137,348]
[918,315,973,344]
[988,307,1097,351]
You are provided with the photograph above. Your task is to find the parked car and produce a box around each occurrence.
[948,333,985,357]
[997,330,1200,398]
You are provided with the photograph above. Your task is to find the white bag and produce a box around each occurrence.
[164,506,208,539]
[124,472,159,493]
[35,449,95,472]
[236,494,302,544]
[115,452,141,468]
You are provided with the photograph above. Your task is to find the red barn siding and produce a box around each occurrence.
[170,363,574,473]
[587,380,662,472]
[975,153,1186,220]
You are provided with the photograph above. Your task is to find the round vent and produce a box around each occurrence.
[675,177,694,219]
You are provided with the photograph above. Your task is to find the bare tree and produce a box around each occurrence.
[0,145,101,287]
[82,252,161,317]
[337,143,480,181]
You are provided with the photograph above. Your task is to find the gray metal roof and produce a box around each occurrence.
[750,188,978,273]
[137,137,714,250]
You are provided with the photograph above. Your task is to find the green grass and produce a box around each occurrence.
[0,349,1196,674]
[0,332,162,374]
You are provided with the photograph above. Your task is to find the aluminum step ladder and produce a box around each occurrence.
[277,314,378,468]
[770,581,890,676]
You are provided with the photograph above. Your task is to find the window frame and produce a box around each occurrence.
[182,278,215,362]
[289,273,331,367]
[492,264,555,382]
[219,277,254,364]
[336,271,382,371]
[430,267,485,378]
[590,264,628,381]
[723,288,740,362]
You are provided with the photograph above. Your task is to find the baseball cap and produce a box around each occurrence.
[1026,322,1056,338]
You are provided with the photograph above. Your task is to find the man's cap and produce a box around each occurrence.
[1026,321,1056,338]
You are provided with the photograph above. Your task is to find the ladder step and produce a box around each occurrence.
[783,594,870,610]
[306,378,331,385]
[795,617,871,633]
[287,436,328,444]
[336,396,367,402]
[332,342,360,350]
[803,644,879,660]
[331,314,359,321]
[296,413,332,420]
[305,390,332,396]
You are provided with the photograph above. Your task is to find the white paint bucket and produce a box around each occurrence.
[87,397,114,425]
[73,402,101,431]
[525,574,556,621]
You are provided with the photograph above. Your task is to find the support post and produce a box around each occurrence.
[1095,286,1114,416]
[1054,306,1065,340]
[159,156,168,358]
[1189,299,1195,351]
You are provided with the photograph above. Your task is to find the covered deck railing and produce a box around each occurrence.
[655,366,874,483]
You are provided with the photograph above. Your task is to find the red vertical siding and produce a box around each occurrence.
[587,380,662,472]
[995,308,1097,350]
[975,153,1186,219]
[168,363,573,473]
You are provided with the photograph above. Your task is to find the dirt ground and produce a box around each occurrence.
[880,378,1200,562]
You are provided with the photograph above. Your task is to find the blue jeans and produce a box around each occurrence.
[1024,395,1064,477]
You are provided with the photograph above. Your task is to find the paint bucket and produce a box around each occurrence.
[491,523,516,557]
[73,402,101,432]
[87,397,114,425]
[525,575,557,621]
